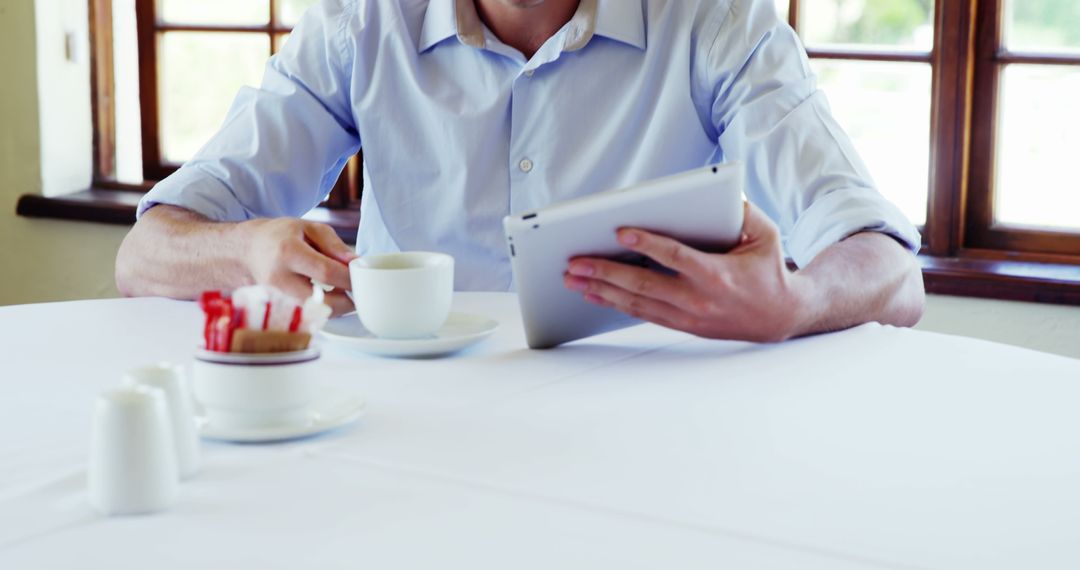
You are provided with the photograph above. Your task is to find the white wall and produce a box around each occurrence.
[918,295,1080,360]
[33,0,93,197]
[0,0,127,307]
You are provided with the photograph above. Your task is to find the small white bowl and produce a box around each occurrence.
[192,348,320,431]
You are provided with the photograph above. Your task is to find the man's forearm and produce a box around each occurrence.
[115,205,253,300]
[117,205,358,313]
[791,232,925,337]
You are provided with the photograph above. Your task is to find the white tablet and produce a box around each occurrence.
[503,163,745,349]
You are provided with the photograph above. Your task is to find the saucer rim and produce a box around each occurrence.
[194,347,321,366]
[197,388,365,443]
[319,311,498,357]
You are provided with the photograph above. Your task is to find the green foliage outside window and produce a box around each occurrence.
[1009,0,1080,48]
[833,0,932,45]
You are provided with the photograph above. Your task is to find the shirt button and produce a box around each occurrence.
[519,158,534,173]
[524,68,535,77]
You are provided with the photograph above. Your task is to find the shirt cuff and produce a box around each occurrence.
[136,165,253,222]
[785,187,922,268]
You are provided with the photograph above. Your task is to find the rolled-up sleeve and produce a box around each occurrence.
[138,0,361,222]
[700,0,921,268]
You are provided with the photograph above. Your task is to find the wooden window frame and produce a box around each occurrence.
[129,0,361,210]
[789,0,1080,262]
[90,0,116,184]
[964,0,1080,256]
[783,0,1080,298]
[136,0,286,181]
[787,0,939,248]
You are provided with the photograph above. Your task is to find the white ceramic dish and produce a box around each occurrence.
[320,312,498,358]
[192,348,320,431]
[197,388,365,443]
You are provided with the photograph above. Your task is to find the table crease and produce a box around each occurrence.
[313,450,933,570]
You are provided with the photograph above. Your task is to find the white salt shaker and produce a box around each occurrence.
[87,386,179,515]
[123,362,201,478]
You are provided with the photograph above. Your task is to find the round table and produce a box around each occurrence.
[1,293,1079,569]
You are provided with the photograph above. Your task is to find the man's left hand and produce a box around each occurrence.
[562,202,815,343]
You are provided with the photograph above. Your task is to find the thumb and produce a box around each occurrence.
[738,201,781,247]
[324,290,356,317]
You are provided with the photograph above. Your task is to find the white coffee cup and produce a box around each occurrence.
[87,386,179,516]
[192,348,319,431]
[124,363,200,479]
[349,252,454,339]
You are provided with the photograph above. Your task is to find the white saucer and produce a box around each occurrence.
[320,312,498,358]
[197,389,365,443]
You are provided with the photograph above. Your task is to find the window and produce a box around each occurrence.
[966,0,1080,256]
[785,0,936,227]
[777,0,1080,264]
[90,0,360,210]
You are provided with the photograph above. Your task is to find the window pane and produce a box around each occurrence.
[113,0,143,183]
[160,0,269,26]
[812,60,931,225]
[800,0,935,49]
[274,33,291,54]
[1004,0,1080,52]
[279,0,320,27]
[160,33,269,163]
[775,0,789,24]
[995,65,1080,231]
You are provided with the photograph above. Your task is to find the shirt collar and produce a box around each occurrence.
[418,0,484,52]
[593,0,646,51]
[418,0,645,54]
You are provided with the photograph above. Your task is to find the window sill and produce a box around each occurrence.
[920,255,1080,305]
[16,190,1080,306]
[16,189,360,244]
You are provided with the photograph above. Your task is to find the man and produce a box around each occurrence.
[116,0,925,343]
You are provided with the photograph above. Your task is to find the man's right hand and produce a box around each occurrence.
[116,206,358,316]
[242,217,358,316]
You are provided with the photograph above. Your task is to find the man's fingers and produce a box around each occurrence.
[288,241,353,291]
[566,258,692,307]
[616,229,710,274]
[305,222,358,265]
[267,270,353,315]
[571,277,692,331]
[273,271,319,303]
[324,290,355,317]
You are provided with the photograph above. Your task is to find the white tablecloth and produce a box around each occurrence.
[1,293,1079,569]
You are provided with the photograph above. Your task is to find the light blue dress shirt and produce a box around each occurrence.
[139,0,921,291]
